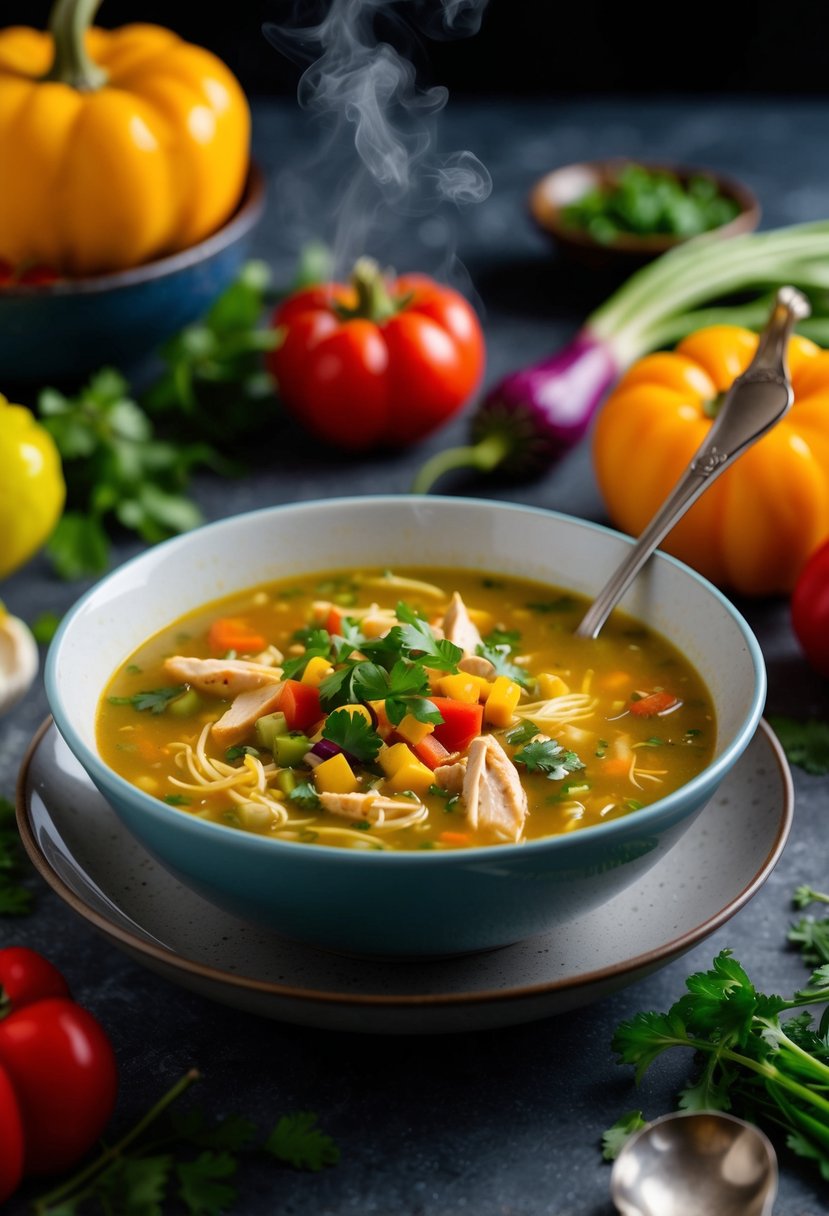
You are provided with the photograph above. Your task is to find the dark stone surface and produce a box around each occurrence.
[2,97,828,1213]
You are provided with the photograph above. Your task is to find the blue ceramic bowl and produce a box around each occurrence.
[0,164,265,385]
[44,497,767,958]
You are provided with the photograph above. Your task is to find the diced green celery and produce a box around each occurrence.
[169,688,202,717]
[255,711,288,751]
[275,732,311,767]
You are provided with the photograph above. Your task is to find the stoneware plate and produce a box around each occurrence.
[18,719,792,1036]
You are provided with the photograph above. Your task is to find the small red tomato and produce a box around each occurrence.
[268,258,485,451]
[0,1065,24,1203]
[792,539,829,677]
[0,996,118,1174]
[0,947,70,1012]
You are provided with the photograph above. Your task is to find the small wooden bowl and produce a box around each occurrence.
[529,159,761,276]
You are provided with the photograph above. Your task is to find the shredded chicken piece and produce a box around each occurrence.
[458,653,496,680]
[442,592,483,658]
[211,682,286,748]
[318,791,427,830]
[163,655,282,699]
[435,736,528,841]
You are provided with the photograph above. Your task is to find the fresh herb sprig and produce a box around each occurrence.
[607,946,829,1179]
[768,715,829,775]
[0,795,35,916]
[513,738,585,780]
[108,685,187,714]
[322,708,383,763]
[32,1069,340,1215]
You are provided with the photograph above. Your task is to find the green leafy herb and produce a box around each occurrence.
[789,885,829,966]
[601,1110,648,1161]
[610,948,829,1180]
[513,739,585,780]
[31,1070,340,1215]
[391,601,462,672]
[39,369,214,580]
[30,611,62,645]
[288,782,321,810]
[164,794,190,807]
[0,795,34,917]
[225,745,260,763]
[108,685,187,714]
[482,627,521,649]
[476,641,534,689]
[351,660,441,727]
[525,597,578,614]
[322,709,382,764]
[281,629,331,680]
[265,1113,341,1171]
[504,720,541,746]
[768,715,829,775]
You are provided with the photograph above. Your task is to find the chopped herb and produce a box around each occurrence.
[315,577,358,606]
[288,782,321,810]
[281,628,331,680]
[419,841,436,849]
[265,1112,341,1171]
[390,601,462,672]
[444,795,460,812]
[298,829,319,843]
[513,738,585,780]
[768,715,829,775]
[354,820,371,831]
[505,719,541,746]
[525,597,578,614]
[602,1110,648,1161]
[107,685,187,714]
[428,784,449,798]
[164,794,190,807]
[645,737,664,746]
[476,641,534,689]
[126,663,142,675]
[322,709,382,764]
[225,745,260,762]
[624,798,644,812]
[482,627,522,649]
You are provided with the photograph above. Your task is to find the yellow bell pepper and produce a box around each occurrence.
[0,0,250,276]
[592,325,829,596]
[0,395,65,579]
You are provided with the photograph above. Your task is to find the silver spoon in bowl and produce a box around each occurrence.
[575,285,810,639]
[610,1110,778,1216]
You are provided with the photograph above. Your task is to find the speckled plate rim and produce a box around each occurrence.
[17,717,792,1014]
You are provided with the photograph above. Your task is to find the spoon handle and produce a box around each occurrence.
[575,286,810,640]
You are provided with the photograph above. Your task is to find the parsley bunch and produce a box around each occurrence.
[32,1070,340,1215]
[607,948,829,1179]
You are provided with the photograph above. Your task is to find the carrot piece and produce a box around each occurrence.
[629,691,681,717]
[439,831,471,846]
[600,756,631,776]
[278,680,322,731]
[599,670,632,692]
[411,732,453,771]
[207,617,267,655]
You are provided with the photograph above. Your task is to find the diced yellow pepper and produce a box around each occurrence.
[384,756,435,798]
[313,752,358,794]
[537,672,570,699]
[484,675,522,727]
[395,713,435,745]
[378,741,413,777]
[301,654,334,687]
[437,673,482,704]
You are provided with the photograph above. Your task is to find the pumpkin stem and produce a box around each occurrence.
[43,0,108,91]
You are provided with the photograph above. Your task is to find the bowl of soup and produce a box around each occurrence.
[44,497,766,958]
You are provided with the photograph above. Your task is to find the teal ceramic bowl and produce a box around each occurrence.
[44,497,767,958]
[0,164,265,385]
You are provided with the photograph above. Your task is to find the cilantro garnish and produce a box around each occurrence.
[225,745,260,763]
[108,685,187,714]
[266,1112,341,1171]
[322,709,382,763]
[504,719,541,746]
[601,1110,648,1161]
[475,641,534,689]
[164,794,190,807]
[281,628,331,680]
[483,626,521,649]
[768,715,829,775]
[352,660,442,727]
[391,601,462,672]
[288,782,321,810]
[513,739,585,780]
[30,1070,340,1214]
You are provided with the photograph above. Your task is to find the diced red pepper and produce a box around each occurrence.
[324,606,343,635]
[428,697,483,753]
[629,691,682,717]
[278,680,322,732]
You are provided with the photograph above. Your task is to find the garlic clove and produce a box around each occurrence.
[0,612,39,716]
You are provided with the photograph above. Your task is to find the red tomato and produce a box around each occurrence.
[268,260,485,451]
[0,996,118,1174]
[429,697,484,753]
[278,680,322,732]
[792,539,829,677]
[629,691,681,717]
[0,1065,24,1203]
[0,947,70,1012]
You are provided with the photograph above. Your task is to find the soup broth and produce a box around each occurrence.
[97,567,715,851]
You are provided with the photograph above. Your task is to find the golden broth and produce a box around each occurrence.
[97,567,715,850]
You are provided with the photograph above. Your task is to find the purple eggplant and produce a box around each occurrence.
[411,329,619,493]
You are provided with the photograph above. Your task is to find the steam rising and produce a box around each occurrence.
[265,0,491,275]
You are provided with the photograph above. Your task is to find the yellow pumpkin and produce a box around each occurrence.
[0,0,250,276]
[592,324,829,596]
